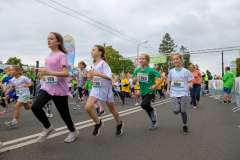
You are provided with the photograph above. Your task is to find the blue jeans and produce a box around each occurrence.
[190,84,201,107]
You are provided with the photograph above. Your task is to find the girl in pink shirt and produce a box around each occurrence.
[31,32,78,143]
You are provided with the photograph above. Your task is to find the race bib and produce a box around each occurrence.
[136,82,139,85]
[16,87,22,96]
[171,79,184,89]
[137,73,148,83]
[121,82,126,85]
[93,78,102,89]
[79,74,83,80]
[46,76,58,85]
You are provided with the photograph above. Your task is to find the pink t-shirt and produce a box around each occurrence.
[43,51,70,96]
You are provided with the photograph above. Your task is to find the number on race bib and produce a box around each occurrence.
[137,73,148,83]
[46,76,58,85]
[93,78,102,89]
[16,87,22,96]
[171,79,184,89]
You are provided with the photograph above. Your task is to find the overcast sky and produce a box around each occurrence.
[0,0,240,76]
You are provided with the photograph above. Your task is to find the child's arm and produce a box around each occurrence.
[188,81,193,89]
[89,69,111,80]
[23,81,34,88]
[150,74,165,91]
[5,86,15,96]
[166,81,171,97]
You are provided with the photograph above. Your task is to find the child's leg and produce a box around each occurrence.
[141,93,155,119]
[135,90,139,102]
[13,101,24,120]
[180,96,188,126]
[85,96,100,124]
[172,97,181,114]
[95,100,103,112]
[31,90,52,129]
[5,95,10,108]
[106,102,121,125]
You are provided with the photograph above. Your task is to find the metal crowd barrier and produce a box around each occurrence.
[208,79,240,112]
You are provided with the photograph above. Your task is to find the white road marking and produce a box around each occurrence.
[0,99,171,153]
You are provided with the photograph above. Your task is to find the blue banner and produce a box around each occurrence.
[63,35,75,72]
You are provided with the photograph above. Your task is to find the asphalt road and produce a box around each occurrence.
[0,94,240,160]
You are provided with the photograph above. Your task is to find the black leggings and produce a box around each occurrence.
[141,93,155,120]
[77,87,83,98]
[31,90,75,132]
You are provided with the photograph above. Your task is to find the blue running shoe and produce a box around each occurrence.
[149,122,158,130]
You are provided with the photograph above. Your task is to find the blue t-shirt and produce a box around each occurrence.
[2,76,15,94]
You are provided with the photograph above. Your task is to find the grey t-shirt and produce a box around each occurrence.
[78,68,88,88]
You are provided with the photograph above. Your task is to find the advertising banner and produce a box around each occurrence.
[63,35,75,72]
[150,56,167,63]
[134,59,140,68]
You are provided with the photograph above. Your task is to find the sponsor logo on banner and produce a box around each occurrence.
[150,56,167,63]
[134,59,140,68]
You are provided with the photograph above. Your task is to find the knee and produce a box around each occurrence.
[141,103,147,110]
[85,106,92,113]
[108,108,114,113]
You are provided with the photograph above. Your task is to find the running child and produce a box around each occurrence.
[133,78,140,106]
[83,73,105,116]
[132,53,165,130]
[120,73,130,105]
[4,66,33,128]
[86,45,123,136]
[166,53,194,135]
[69,74,81,110]
[32,32,78,143]
[113,77,121,99]
[0,68,19,114]
[76,61,88,102]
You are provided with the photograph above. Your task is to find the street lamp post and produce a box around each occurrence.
[137,41,148,59]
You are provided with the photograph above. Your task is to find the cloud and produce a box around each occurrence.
[0,0,239,76]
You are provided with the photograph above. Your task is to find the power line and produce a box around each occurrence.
[49,0,159,52]
[36,0,160,54]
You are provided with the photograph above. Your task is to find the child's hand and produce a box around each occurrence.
[89,69,98,76]
[188,84,193,89]
[83,86,86,89]
[149,85,156,91]
[166,90,169,97]
[23,84,28,87]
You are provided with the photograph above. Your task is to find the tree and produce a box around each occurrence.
[120,59,135,74]
[180,45,191,68]
[5,57,21,65]
[154,33,178,74]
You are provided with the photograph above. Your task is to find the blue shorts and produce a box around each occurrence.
[223,88,232,94]
[8,92,19,100]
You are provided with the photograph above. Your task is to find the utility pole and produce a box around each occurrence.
[103,43,107,48]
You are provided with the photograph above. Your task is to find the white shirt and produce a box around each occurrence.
[128,79,133,87]
[168,68,194,97]
[68,72,73,88]
[40,79,45,90]
[11,76,31,96]
[90,60,114,102]
[114,82,121,92]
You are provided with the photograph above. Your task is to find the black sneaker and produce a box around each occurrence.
[116,121,124,136]
[190,101,192,105]
[228,101,231,104]
[182,126,188,135]
[92,120,104,136]
[220,101,227,104]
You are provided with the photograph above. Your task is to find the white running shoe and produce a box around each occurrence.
[65,130,79,143]
[46,113,53,118]
[37,125,55,142]
[135,102,140,106]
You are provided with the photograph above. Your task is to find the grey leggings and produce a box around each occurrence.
[171,96,187,124]
[71,89,79,105]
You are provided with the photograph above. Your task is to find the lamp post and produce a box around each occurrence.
[137,41,148,59]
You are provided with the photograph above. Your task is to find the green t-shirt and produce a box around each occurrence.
[72,80,77,89]
[85,81,92,89]
[0,74,8,82]
[26,72,36,80]
[133,66,161,96]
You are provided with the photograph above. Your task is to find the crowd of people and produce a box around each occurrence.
[0,32,234,149]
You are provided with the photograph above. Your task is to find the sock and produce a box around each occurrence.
[4,109,8,111]
[95,101,103,112]
[13,119,18,124]
[93,104,98,109]
[83,94,85,98]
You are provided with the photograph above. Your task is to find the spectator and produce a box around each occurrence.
[214,75,217,80]
[221,67,234,104]
[26,68,36,95]
[204,70,212,94]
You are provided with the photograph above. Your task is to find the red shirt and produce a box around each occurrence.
[191,70,200,84]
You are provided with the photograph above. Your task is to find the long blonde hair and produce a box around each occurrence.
[11,65,23,75]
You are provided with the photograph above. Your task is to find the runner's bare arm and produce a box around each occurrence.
[35,66,69,77]
[4,86,15,96]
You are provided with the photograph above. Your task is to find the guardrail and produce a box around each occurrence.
[208,79,240,112]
